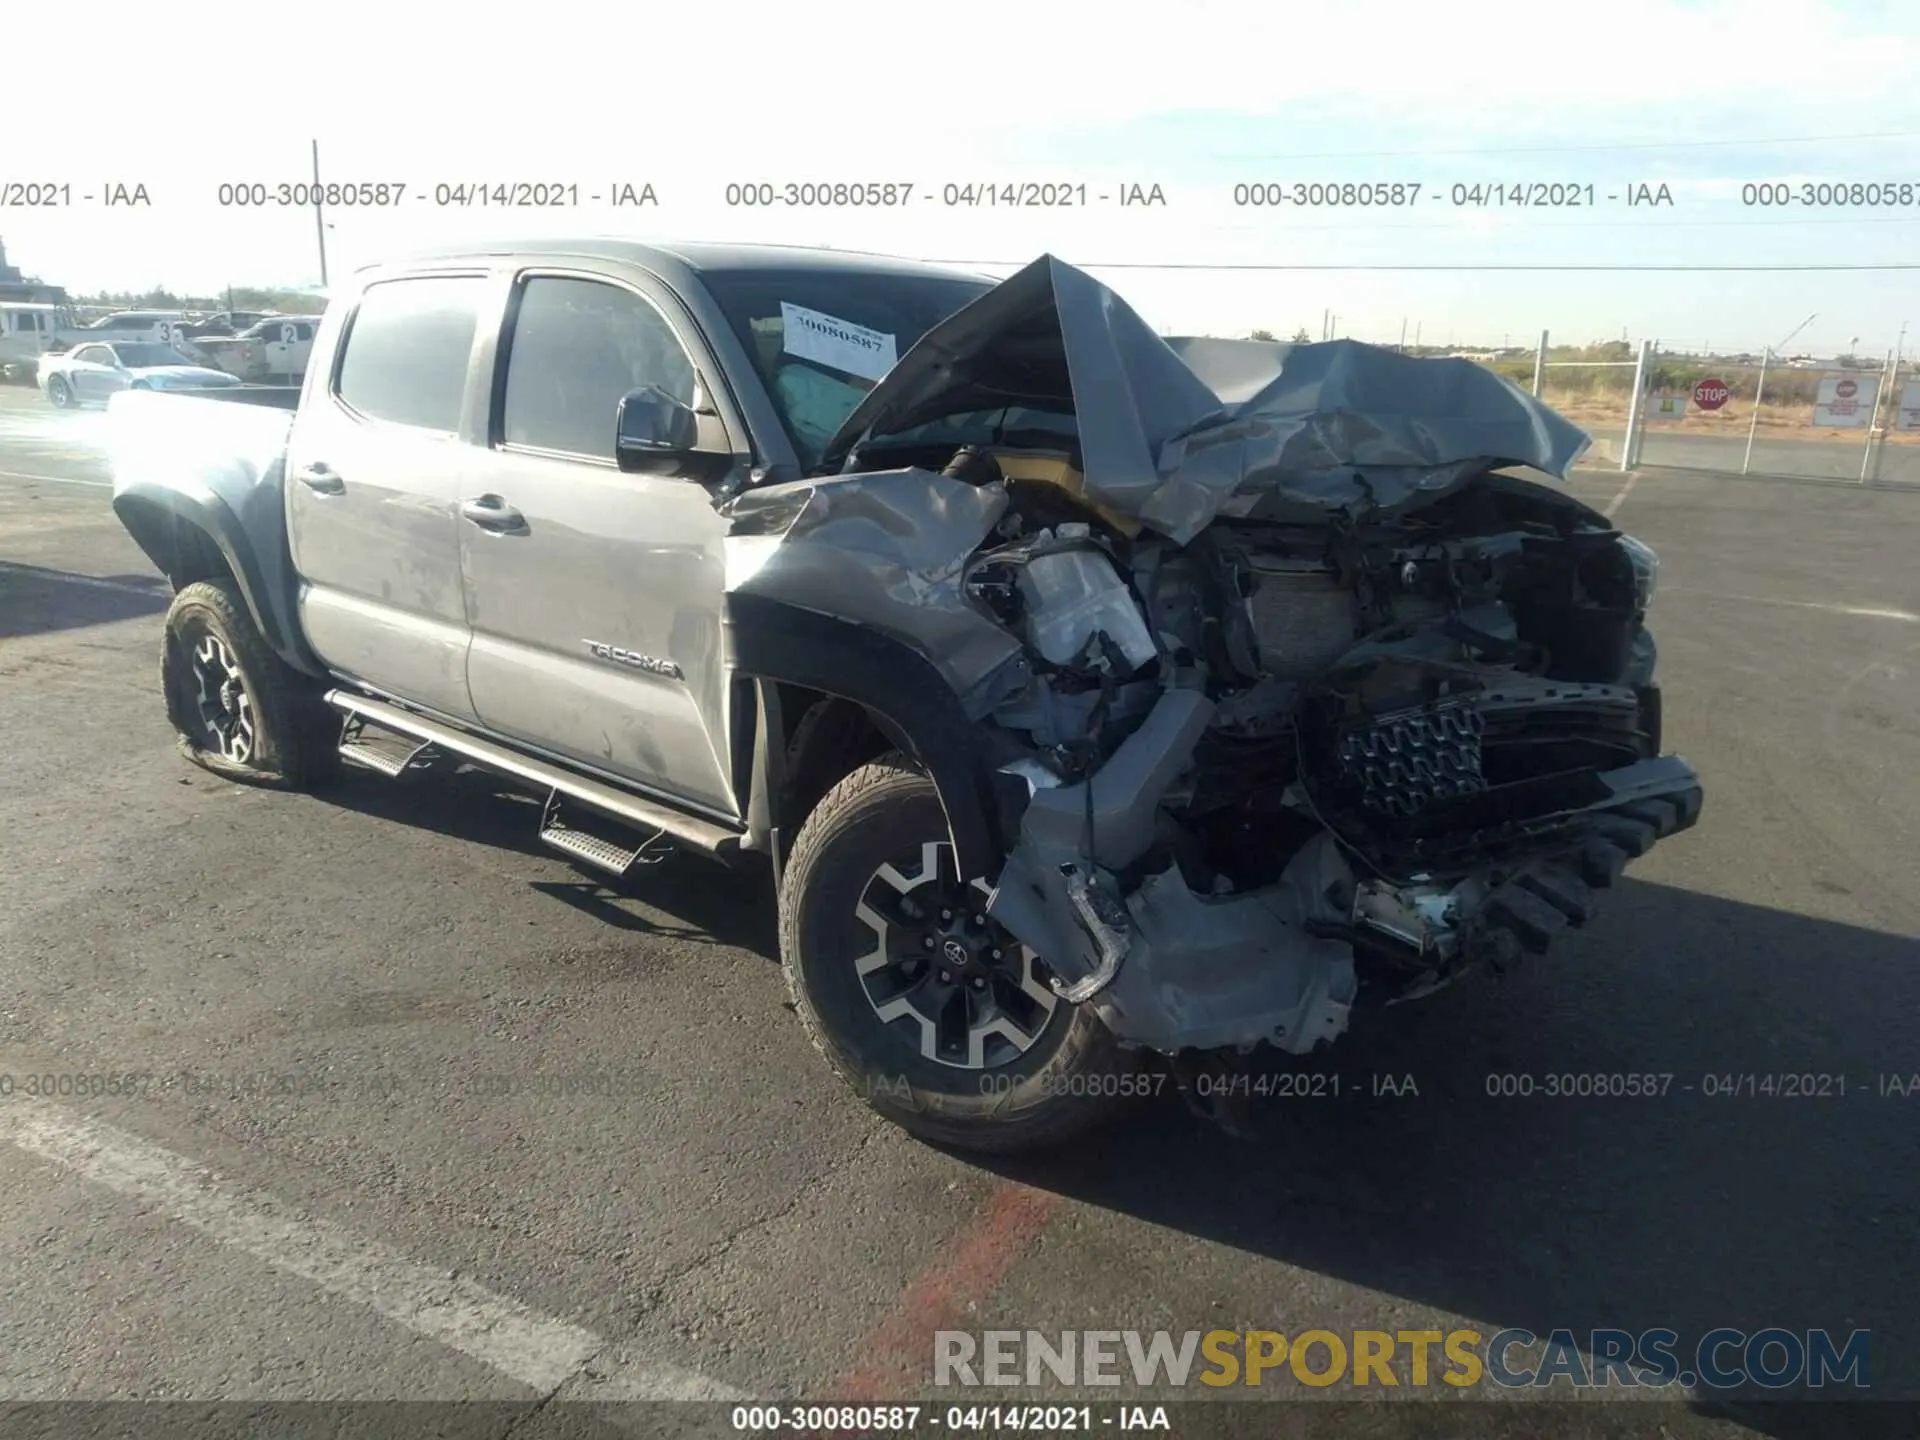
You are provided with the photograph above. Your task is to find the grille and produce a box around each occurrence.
[1247,561,1357,679]
[1336,700,1488,819]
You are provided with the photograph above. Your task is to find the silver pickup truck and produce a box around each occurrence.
[107,240,1703,1153]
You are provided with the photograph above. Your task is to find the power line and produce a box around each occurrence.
[1214,129,1920,161]
[932,260,1920,272]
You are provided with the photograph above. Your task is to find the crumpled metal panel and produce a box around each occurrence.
[817,255,1225,507]
[819,255,1592,545]
[1143,343,1592,539]
[719,467,1026,713]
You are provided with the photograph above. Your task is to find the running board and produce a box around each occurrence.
[539,793,671,877]
[338,714,439,777]
[324,691,742,857]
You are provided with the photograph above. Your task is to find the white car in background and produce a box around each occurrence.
[191,316,319,381]
[37,341,243,408]
[72,310,190,344]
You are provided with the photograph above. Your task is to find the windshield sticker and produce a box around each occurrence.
[780,302,897,383]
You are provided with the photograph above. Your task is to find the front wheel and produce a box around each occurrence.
[779,757,1136,1154]
[45,375,73,408]
[160,580,340,789]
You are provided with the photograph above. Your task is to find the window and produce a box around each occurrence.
[334,276,484,432]
[77,346,114,365]
[701,268,993,468]
[294,322,315,341]
[501,276,696,460]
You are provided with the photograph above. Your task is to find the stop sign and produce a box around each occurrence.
[1694,377,1730,410]
[1836,378,1859,399]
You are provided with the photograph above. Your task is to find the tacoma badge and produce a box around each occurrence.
[582,639,682,679]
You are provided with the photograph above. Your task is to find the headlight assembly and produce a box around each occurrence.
[1619,534,1659,610]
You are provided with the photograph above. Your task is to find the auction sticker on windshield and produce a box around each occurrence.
[780,301,897,382]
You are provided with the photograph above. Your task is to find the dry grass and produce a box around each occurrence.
[1543,388,1919,445]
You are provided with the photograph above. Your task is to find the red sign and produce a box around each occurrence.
[1693,377,1730,410]
[1836,378,1859,399]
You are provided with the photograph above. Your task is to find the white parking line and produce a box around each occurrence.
[1603,471,1641,518]
[0,468,111,489]
[1,1098,750,1402]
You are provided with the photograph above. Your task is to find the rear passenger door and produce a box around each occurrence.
[285,272,489,721]
[458,268,740,818]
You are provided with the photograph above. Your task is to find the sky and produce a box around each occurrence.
[6,0,1918,357]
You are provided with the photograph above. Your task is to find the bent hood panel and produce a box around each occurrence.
[819,255,1591,543]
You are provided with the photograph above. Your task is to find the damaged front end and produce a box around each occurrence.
[727,255,1703,1066]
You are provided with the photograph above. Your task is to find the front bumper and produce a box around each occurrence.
[987,685,1704,1057]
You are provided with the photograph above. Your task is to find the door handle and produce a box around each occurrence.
[295,464,343,494]
[460,495,527,532]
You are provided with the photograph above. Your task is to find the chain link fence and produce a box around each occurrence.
[1399,332,1918,485]
[1626,346,1914,484]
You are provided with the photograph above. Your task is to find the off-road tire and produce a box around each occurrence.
[161,580,340,789]
[779,755,1135,1154]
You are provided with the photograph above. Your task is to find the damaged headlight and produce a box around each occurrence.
[1618,534,1659,610]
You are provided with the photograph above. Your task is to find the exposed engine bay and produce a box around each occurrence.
[720,255,1703,1063]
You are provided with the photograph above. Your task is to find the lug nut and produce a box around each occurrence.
[939,908,953,922]
[937,970,951,983]
[921,935,935,949]
[970,914,984,927]
[971,977,987,990]
[990,948,1003,960]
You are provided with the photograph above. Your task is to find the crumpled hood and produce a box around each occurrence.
[818,255,1592,544]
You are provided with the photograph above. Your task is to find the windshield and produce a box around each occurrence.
[112,344,195,367]
[700,268,994,469]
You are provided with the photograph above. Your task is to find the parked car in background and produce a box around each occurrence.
[74,310,190,345]
[0,302,64,380]
[178,310,276,341]
[38,341,244,407]
[192,316,318,381]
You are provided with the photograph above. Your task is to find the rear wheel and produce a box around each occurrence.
[161,580,340,789]
[779,756,1135,1154]
[45,375,72,408]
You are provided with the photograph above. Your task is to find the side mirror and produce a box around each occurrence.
[615,385,700,473]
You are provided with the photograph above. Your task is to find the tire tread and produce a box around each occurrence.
[778,754,1133,1155]
[161,579,339,791]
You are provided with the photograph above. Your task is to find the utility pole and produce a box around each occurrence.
[1399,317,1407,351]
[311,139,329,288]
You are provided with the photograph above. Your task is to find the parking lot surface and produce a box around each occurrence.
[1,384,1916,1438]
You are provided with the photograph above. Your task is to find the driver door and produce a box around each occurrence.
[70,345,124,400]
[458,267,741,818]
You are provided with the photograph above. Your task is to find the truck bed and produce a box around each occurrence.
[106,388,306,661]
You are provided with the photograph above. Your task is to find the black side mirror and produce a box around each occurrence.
[615,386,700,473]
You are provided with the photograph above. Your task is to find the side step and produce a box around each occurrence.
[538,793,671,878]
[338,714,439,777]
[324,690,742,857]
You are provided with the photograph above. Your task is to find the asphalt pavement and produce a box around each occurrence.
[1583,423,1920,484]
[1,383,1917,1440]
